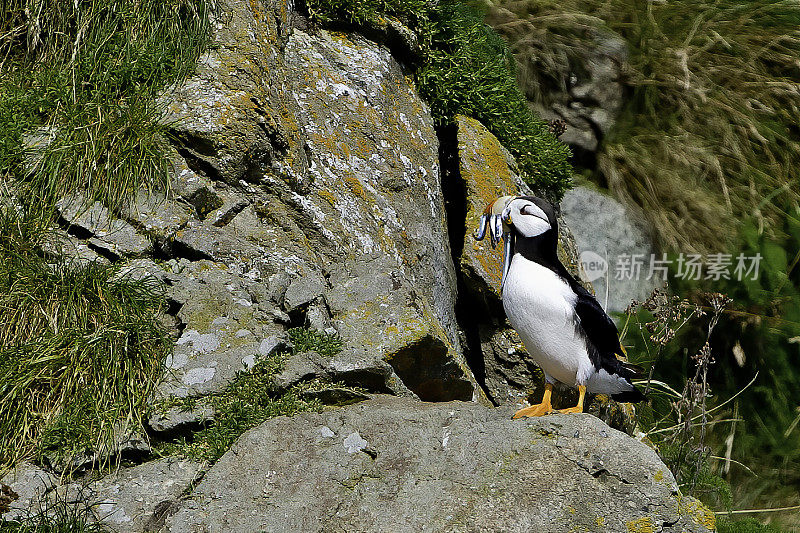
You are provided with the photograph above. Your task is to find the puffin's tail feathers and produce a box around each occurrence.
[611,383,646,403]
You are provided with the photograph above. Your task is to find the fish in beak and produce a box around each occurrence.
[474,195,516,293]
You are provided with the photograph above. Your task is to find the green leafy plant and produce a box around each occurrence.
[288,327,343,357]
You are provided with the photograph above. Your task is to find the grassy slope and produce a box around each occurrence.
[0,0,210,212]
[486,0,800,528]
[0,0,210,470]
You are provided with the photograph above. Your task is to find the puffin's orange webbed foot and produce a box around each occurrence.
[558,385,586,414]
[512,383,554,419]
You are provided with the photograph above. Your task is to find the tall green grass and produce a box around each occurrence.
[0,0,210,214]
[0,204,171,469]
[487,0,800,253]
[305,0,573,200]
[0,0,210,471]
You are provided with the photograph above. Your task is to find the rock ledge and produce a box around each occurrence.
[165,396,714,533]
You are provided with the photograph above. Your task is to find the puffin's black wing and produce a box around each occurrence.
[557,266,645,401]
[571,283,626,360]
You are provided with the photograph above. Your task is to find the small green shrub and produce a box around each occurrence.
[288,327,343,357]
[154,329,346,462]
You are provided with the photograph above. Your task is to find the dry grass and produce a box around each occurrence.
[486,0,800,253]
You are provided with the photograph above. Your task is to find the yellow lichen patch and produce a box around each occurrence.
[456,116,518,212]
[470,241,505,291]
[654,469,664,482]
[677,496,717,530]
[456,115,523,293]
[249,0,262,21]
[317,189,337,207]
[626,517,655,533]
[344,175,368,202]
[595,516,605,528]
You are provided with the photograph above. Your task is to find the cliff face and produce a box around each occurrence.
[1,0,714,531]
[155,0,478,403]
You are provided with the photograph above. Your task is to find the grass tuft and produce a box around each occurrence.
[0,0,211,473]
[0,206,171,471]
[0,0,211,215]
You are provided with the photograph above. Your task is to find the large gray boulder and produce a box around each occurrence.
[561,185,658,315]
[0,463,57,522]
[164,396,715,533]
[148,0,483,405]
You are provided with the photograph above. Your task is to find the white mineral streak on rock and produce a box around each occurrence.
[167,352,189,370]
[96,501,132,524]
[182,367,216,385]
[176,330,221,354]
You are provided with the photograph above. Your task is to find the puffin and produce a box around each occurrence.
[475,195,645,418]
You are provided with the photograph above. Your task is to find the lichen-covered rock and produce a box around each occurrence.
[147,401,215,436]
[119,191,194,239]
[156,0,483,404]
[456,114,529,309]
[56,195,152,258]
[40,228,110,267]
[158,259,287,399]
[45,458,206,533]
[163,396,715,533]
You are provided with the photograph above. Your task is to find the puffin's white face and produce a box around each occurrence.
[501,198,552,238]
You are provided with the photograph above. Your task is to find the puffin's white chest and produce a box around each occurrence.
[502,255,590,386]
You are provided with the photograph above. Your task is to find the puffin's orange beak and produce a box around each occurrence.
[474,195,515,247]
